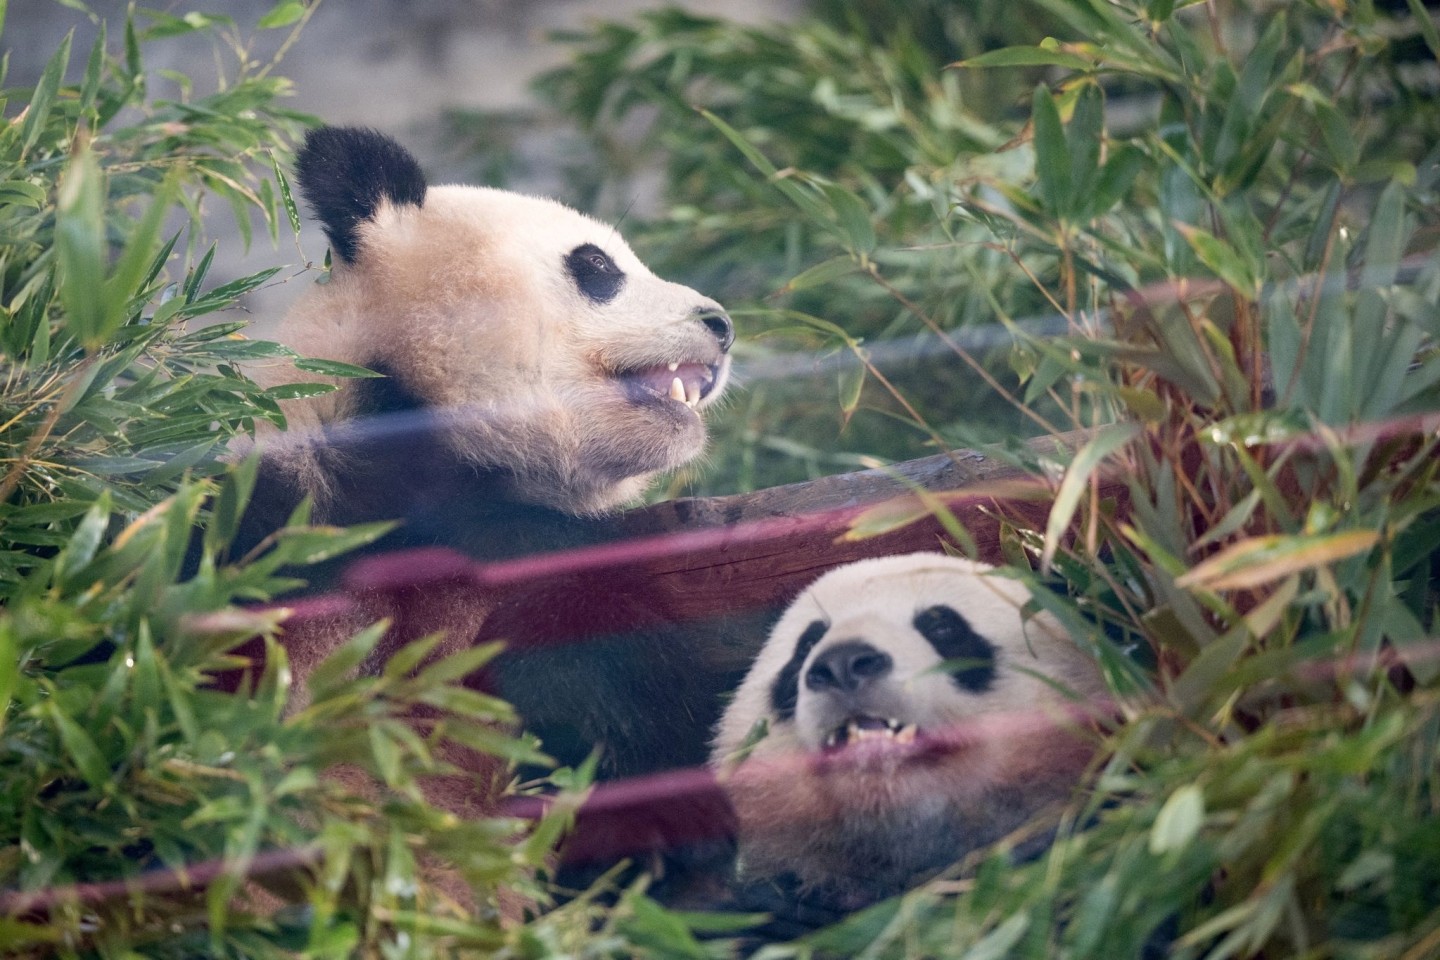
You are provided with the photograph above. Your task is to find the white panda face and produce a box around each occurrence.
[713,553,1104,770]
[713,553,1109,900]
[270,127,732,514]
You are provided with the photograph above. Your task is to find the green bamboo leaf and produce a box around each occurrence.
[369,724,404,786]
[0,626,17,737]
[207,454,259,557]
[961,912,1030,960]
[416,684,517,722]
[821,184,876,256]
[141,439,218,485]
[0,180,47,207]
[1067,83,1104,205]
[258,1,306,28]
[55,142,108,349]
[778,255,859,294]
[1150,783,1205,854]
[1174,222,1259,296]
[292,357,386,378]
[194,266,283,306]
[1087,142,1147,220]
[55,496,110,585]
[837,363,864,422]
[72,455,164,476]
[1031,84,1071,220]
[177,320,249,343]
[183,244,217,302]
[103,166,182,326]
[306,620,388,700]
[698,107,830,222]
[845,495,936,541]
[270,150,303,238]
[1042,423,1140,570]
[19,31,71,159]
[443,720,553,765]
[1409,0,1440,60]
[382,633,446,680]
[263,381,339,401]
[141,232,181,294]
[696,107,779,178]
[270,520,393,566]
[953,45,1093,71]
[46,701,112,789]
[78,21,105,119]
[414,640,505,687]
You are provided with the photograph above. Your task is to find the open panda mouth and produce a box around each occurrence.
[619,361,721,411]
[823,715,920,751]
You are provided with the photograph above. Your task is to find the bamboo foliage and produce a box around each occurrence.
[538,1,1440,956]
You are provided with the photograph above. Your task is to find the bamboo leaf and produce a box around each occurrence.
[1031,84,1072,219]
[46,701,112,789]
[1174,222,1259,297]
[821,184,876,256]
[413,640,505,688]
[1176,530,1381,592]
[258,1,306,28]
[102,167,183,328]
[1043,423,1140,570]
[953,46,1093,71]
[1067,83,1104,205]
[270,150,303,238]
[778,255,859,294]
[55,143,109,349]
[1409,0,1440,60]
[1150,783,1205,855]
[292,357,385,378]
[19,31,71,158]
[263,381,339,401]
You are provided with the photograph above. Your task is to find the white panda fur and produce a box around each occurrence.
[249,126,732,522]
[228,126,748,779]
[712,553,1107,908]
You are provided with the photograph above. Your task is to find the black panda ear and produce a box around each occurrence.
[294,126,428,264]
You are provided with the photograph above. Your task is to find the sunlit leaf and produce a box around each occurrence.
[1042,423,1140,570]
[1176,530,1381,592]
[1151,783,1205,854]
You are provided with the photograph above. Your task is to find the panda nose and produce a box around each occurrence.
[805,641,893,693]
[696,309,735,352]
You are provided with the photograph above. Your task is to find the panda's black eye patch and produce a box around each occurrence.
[566,243,626,305]
[913,604,996,693]
[770,619,828,721]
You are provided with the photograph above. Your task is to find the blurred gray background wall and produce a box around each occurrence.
[5,0,801,323]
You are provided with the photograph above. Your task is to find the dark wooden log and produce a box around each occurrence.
[338,435,1097,645]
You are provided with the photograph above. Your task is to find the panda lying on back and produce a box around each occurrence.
[712,553,1108,915]
[232,126,741,777]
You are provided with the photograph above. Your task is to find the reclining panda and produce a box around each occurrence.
[712,553,1109,918]
[230,126,742,777]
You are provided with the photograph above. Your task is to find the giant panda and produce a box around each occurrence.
[231,125,745,778]
[711,553,1109,917]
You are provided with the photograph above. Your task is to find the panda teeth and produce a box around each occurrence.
[685,383,701,406]
[667,362,679,372]
[669,377,687,403]
[825,717,916,748]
